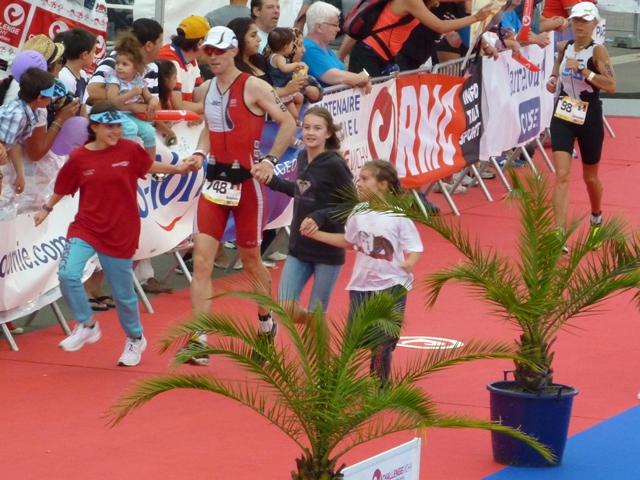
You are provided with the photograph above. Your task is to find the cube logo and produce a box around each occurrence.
[4,3,25,27]
[518,96,541,144]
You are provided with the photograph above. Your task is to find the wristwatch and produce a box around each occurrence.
[261,154,278,166]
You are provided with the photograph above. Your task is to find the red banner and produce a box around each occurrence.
[517,0,534,42]
[394,72,480,188]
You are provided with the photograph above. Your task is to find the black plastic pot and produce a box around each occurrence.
[487,373,578,467]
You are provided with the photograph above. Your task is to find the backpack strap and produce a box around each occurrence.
[369,14,414,61]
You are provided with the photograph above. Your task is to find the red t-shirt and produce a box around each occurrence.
[54,139,154,258]
[543,0,596,19]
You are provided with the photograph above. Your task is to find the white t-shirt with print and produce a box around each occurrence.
[345,207,423,292]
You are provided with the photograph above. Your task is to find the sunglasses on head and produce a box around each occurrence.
[203,45,231,56]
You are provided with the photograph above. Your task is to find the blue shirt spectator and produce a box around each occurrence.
[502,10,523,35]
[302,37,345,88]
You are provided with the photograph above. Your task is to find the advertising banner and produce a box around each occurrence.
[0,0,107,71]
[343,438,421,480]
[480,42,554,159]
[0,195,97,316]
[395,66,482,188]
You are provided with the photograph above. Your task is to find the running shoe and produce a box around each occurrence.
[588,221,603,251]
[555,228,569,254]
[432,182,467,194]
[176,335,210,366]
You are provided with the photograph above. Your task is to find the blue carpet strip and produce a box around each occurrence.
[485,404,640,479]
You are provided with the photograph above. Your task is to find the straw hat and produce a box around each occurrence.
[21,34,65,66]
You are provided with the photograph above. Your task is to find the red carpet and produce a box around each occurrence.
[2,117,640,479]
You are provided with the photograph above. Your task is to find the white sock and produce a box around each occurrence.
[258,314,273,333]
[591,213,602,225]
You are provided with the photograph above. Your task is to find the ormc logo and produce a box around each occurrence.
[372,469,382,480]
[368,87,396,164]
[4,3,25,27]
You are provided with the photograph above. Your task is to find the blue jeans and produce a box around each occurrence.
[58,238,142,337]
[278,255,342,312]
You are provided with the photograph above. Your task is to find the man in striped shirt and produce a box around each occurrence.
[86,18,164,113]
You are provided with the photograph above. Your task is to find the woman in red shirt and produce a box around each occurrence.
[34,101,195,366]
[543,0,597,19]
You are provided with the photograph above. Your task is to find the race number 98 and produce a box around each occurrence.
[560,99,573,113]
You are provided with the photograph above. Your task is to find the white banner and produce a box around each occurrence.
[320,79,396,181]
[480,42,555,160]
[343,438,421,480]
[133,121,204,260]
[0,195,96,318]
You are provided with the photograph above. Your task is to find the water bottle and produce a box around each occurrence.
[206,155,217,182]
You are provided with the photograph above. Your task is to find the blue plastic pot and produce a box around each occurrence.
[487,375,578,467]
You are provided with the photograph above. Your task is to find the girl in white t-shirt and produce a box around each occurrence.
[303,160,423,386]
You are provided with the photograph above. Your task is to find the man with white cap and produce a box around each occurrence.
[546,2,616,253]
[177,26,297,366]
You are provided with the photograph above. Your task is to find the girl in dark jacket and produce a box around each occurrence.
[266,106,353,315]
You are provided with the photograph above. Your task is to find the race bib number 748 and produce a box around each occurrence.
[202,180,242,206]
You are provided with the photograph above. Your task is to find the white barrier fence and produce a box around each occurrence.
[1,42,557,324]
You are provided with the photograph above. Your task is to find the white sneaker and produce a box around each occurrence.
[433,182,467,194]
[453,171,475,187]
[267,252,287,262]
[262,260,276,268]
[59,322,102,352]
[118,336,147,367]
[231,259,243,270]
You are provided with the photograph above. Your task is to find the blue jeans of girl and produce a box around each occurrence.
[278,255,342,312]
[58,237,142,338]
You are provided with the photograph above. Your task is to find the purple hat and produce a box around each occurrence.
[12,51,48,82]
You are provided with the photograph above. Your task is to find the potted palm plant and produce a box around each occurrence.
[109,284,551,478]
[358,170,640,467]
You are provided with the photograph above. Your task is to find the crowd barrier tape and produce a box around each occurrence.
[1,42,557,321]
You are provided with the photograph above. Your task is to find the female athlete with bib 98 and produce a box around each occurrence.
[546,2,616,251]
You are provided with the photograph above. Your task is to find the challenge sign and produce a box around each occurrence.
[0,0,107,67]
[343,438,421,480]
